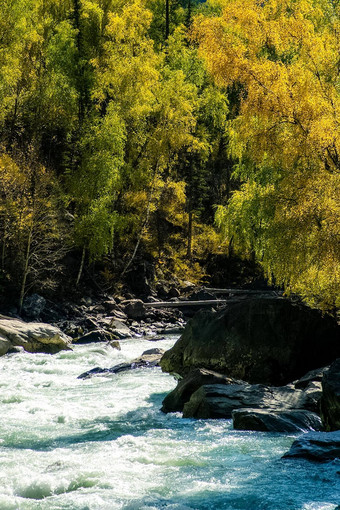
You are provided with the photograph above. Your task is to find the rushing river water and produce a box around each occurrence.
[0,335,339,510]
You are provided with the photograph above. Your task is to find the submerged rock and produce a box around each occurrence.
[78,349,165,379]
[232,408,322,433]
[0,316,71,354]
[160,297,340,385]
[182,383,320,419]
[282,431,340,462]
[320,358,340,431]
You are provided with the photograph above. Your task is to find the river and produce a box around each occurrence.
[0,335,339,510]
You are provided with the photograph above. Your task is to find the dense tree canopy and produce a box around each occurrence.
[196,0,340,310]
[0,0,338,311]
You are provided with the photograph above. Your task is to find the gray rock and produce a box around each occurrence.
[232,408,323,432]
[182,383,320,419]
[0,317,71,354]
[122,299,146,319]
[320,358,340,431]
[162,368,243,413]
[282,431,340,461]
[161,297,340,386]
[146,335,166,342]
[142,348,165,356]
[22,294,46,319]
[304,381,322,413]
[189,289,217,301]
[74,330,113,344]
[109,341,121,350]
[108,319,132,339]
[112,309,128,320]
[0,334,12,355]
[294,366,329,389]
[158,326,185,335]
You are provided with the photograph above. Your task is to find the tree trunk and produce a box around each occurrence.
[187,210,193,260]
[1,217,7,271]
[165,0,170,40]
[186,0,192,27]
[19,219,34,313]
[76,245,86,286]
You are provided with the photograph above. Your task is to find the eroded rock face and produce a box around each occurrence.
[160,297,340,385]
[0,316,71,354]
[182,383,321,419]
[232,409,322,433]
[320,358,340,431]
[282,431,340,461]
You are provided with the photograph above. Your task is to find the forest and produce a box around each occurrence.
[0,0,339,313]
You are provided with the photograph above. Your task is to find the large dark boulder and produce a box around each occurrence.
[182,383,318,419]
[160,297,340,385]
[232,408,322,433]
[161,368,242,413]
[282,431,340,461]
[320,358,340,431]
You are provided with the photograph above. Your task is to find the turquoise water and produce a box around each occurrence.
[0,335,339,510]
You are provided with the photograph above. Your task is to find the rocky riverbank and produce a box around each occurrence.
[1,290,339,461]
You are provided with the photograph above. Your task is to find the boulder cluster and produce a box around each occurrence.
[160,297,340,461]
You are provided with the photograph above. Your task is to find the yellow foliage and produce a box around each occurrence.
[196,0,340,310]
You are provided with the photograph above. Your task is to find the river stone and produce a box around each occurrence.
[232,408,323,433]
[109,340,121,350]
[108,319,132,339]
[161,368,243,414]
[282,431,340,461]
[182,383,320,419]
[160,297,340,385]
[74,329,113,344]
[0,316,71,354]
[0,333,12,355]
[320,358,340,431]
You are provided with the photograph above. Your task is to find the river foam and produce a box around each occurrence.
[0,335,339,509]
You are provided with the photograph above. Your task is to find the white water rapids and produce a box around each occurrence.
[0,335,339,510]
